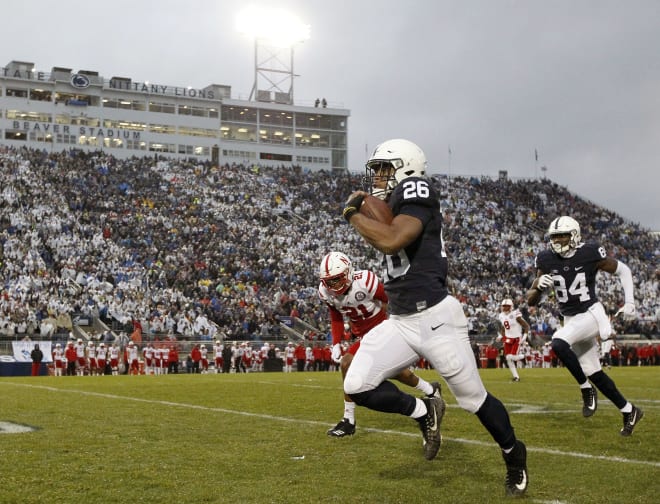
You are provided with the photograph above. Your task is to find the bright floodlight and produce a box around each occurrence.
[236,6,310,47]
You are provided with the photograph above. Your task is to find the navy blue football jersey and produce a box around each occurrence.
[535,242,608,316]
[382,176,448,315]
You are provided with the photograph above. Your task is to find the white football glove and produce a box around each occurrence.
[536,274,554,291]
[331,343,342,363]
[615,302,636,320]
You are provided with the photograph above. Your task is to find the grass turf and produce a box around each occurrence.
[0,366,657,503]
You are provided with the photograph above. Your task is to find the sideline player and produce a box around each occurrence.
[527,216,643,436]
[318,251,440,437]
[342,138,527,496]
[497,299,530,382]
[96,342,108,375]
[74,338,86,376]
[214,340,224,373]
[109,343,120,375]
[52,343,65,376]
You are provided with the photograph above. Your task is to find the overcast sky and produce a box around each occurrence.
[3,0,659,230]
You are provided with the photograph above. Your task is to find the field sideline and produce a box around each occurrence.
[0,367,657,503]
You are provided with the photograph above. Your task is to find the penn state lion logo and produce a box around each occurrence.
[70,74,90,89]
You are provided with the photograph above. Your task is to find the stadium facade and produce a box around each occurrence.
[0,60,349,172]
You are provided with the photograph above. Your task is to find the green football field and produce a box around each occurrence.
[0,367,657,504]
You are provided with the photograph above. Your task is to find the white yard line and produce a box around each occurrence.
[3,381,658,470]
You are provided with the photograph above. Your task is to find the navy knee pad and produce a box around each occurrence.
[349,381,417,416]
[551,338,587,384]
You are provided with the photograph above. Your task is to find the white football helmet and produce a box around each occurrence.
[319,252,354,295]
[547,216,581,256]
[501,298,514,308]
[364,139,427,200]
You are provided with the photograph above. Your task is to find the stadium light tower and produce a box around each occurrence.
[236,6,310,105]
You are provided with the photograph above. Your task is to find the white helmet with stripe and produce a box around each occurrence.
[319,252,353,295]
[547,216,581,257]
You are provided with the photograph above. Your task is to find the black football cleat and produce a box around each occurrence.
[620,405,644,436]
[502,440,528,497]
[581,387,597,417]
[417,396,445,460]
[327,418,356,437]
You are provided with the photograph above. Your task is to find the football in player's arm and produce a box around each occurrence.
[342,138,528,497]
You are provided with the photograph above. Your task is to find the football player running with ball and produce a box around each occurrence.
[527,216,643,436]
[318,251,441,438]
[342,138,528,497]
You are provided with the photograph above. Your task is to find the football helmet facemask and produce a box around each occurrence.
[547,216,581,257]
[364,139,427,200]
[319,252,354,295]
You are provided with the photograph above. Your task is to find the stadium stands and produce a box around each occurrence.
[0,146,657,367]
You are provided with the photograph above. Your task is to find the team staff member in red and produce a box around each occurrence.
[189,344,202,373]
[485,342,499,369]
[168,346,180,374]
[312,343,323,371]
[294,342,306,372]
[65,341,77,376]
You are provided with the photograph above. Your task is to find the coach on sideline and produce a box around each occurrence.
[31,343,44,376]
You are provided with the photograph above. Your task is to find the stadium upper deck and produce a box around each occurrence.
[0,59,349,171]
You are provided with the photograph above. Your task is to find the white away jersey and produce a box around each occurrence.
[498,309,525,339]
[318,269,385,337]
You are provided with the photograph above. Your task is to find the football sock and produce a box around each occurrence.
[475,393,516,450]
[551,338,587,384]
[410,398,428,419]
[589,370,627,409]
[414,377,434,395]
[506,355,520,379]
[343,401,356,423]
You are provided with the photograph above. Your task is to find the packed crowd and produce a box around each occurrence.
[0,146,658,350]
